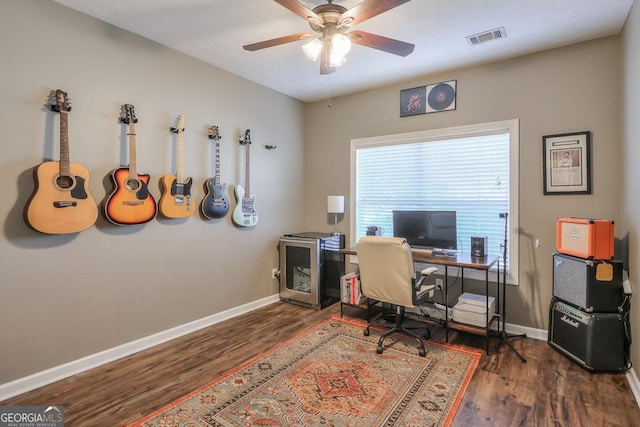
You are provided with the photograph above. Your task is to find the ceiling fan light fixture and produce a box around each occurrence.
[302,38,323,61]
[331,32,351,56]
[329,51,346,67]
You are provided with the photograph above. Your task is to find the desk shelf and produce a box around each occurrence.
[340,298,380,322]
[446,314,500,337]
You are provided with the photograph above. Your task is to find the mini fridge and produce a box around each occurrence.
[279,232,345,309]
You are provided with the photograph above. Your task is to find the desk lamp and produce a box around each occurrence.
[327,195,344,236]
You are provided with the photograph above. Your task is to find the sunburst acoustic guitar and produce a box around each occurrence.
[232,129,258,227]
[159,115,194,218]
[26,89,98,234]
[201,125,230,220]
[104,104,157,226]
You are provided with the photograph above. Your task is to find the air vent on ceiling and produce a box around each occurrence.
[466,27,507,45]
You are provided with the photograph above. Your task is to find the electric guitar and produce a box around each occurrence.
[201,125,230,219]
[104,104,157,225]
[232,129,258,227]
[26,89,98,234]
[159,115,194,218]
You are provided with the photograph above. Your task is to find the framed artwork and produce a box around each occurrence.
[400,80,456,117]
[542,131,591,195]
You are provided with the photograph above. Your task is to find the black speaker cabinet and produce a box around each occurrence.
[548,299,626,373]
[470,236,487,258]
[552,253,623,312]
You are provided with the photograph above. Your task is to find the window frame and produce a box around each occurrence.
[349,119,519,285]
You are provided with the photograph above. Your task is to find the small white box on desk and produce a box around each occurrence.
[452,302,495,328]
[458,292,495,311]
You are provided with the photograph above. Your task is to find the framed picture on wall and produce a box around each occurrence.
[400,80,457,117]
[543,131,592,195]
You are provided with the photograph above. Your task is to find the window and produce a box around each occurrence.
[350,119,519,284]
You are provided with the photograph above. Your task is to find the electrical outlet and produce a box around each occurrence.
[435,278,444,289]
[271,268,278,279]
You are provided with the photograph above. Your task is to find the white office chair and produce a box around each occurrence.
[356,236,437,357]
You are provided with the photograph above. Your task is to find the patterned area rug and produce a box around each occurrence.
[128,316,481,427]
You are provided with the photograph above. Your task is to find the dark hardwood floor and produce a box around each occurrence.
[2,301,639,426]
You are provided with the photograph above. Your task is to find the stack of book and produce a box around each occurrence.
[340,272,366,305]
[452,292,495,327]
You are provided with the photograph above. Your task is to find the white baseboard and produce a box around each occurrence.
[504,322,548,341]
[0,294,280,401]
[627,367,640,407]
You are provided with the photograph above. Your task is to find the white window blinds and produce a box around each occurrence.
[351,120,519,281]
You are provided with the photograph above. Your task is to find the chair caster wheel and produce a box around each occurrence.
[364,329,370,336]
[419,349,426,357]
[376,345,383,354]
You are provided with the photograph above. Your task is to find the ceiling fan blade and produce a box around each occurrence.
[349,30,414,56]
[273,0,320,22]
[341,0,411,27]
[243,32,314,51]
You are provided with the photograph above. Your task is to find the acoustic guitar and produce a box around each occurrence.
[159,115,194,218]
[104,104,157,225]
[26,89,98,234]
[201,125,230,219]
[232,129,258,227]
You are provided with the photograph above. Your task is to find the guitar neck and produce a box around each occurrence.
[59,111,71,176]
[176,130,184,183]
[244,143,250,197]
[214,138,221,185]
[128,122,138,177]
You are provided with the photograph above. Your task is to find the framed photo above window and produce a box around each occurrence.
[543,131,591,195]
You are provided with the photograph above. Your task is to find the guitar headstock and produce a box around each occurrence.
[207,125,221,141]
[239,129,251,146]
[120,104,137,124]
[171,115,185,134]
[51,89,71,113]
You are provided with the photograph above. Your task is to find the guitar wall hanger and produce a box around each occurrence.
[264,145,277,150]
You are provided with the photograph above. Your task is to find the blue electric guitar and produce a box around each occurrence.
[201,125,230,219]
[232,129,258,227]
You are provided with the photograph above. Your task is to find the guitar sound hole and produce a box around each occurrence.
[126,178,141,191]
[56,175,74,190]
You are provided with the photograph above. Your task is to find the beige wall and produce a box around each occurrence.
[622,1,640,373]
[0,0,632,388]
[304,36,622,330]
[0,1,306,383]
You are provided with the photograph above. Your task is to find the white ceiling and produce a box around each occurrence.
[53,0,633,103]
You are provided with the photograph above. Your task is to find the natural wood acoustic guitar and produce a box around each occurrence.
[158,115,194,218]
[26,89,98,234]
[104,104,157,225]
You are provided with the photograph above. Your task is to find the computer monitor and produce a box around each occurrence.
[392,210,457,250]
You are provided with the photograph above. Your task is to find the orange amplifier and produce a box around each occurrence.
[556,217,614,260]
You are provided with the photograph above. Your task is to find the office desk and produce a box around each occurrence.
[341,247,501,353]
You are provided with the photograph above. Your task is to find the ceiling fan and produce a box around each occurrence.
[243,0,415,75]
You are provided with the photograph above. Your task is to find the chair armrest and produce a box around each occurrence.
[416,284,436,300]
[415,266,438,290]
[421,266,438,276]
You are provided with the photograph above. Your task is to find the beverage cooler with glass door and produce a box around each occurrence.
[279,232,345,309]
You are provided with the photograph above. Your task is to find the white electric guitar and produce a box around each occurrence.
[232,129,258,227]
